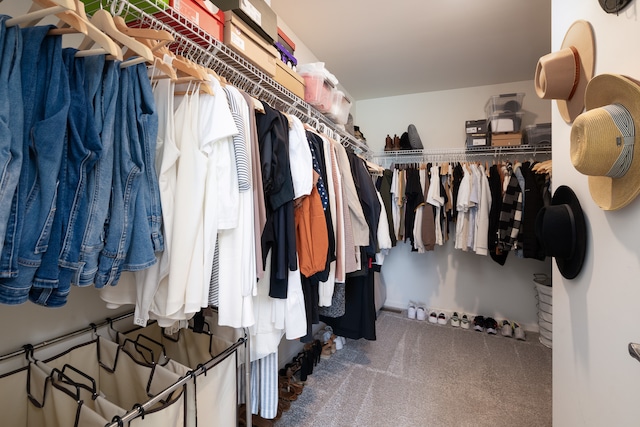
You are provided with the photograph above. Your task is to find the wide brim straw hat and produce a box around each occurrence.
[535,20,595,124]
[570,74,640,210]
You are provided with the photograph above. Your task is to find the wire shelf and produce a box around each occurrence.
[373,143,552,168]
[83,0,369,155]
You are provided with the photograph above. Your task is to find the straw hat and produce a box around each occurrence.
[535,185,587,280]
[535,20,595,123]
[570,74,640,210]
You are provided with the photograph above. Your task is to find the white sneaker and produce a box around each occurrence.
[501,320,513,337]
[428,311,438,324]
[460,314,470,329]
[407,301,417,320]
[451,312,460,327]
[513,322,526,341]
[416,306,426,321]
[437,312,447,325]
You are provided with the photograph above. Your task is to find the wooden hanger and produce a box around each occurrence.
[77,9,153,65]
[22,0,122,59]
[5,0,78,28]
[166,51,213,95]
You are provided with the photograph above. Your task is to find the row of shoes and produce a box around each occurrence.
[408,302,526,340]
[384,124,424,151]
[472,315,526,340]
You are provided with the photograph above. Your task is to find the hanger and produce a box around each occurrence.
[49,0,123,60]
[5,0,78,28]
[164,49,214,95]
[77,9,153,65]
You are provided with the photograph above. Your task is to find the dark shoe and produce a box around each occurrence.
[384,134,393,151]
[399,131,412,150]
[484,317,498,335]
[393,134,401,150]
[473,315,485,332]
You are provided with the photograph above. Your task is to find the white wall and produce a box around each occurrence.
[354,80,552,331]
[550,2,640,426]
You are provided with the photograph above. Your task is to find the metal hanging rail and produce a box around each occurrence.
[85,0,370,156]
[373,143,552,168]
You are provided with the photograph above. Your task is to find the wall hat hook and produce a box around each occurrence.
[598,0,632,14]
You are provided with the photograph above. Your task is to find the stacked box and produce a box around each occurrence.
[224,11,279,77]
[486,93,525,134]
[274,60,305,99]
[491,131,523,147]
[215,0,277,43]
[465,119,489,147]
[113,0,225,46]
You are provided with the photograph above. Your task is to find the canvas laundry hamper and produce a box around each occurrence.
[534,274,552,348]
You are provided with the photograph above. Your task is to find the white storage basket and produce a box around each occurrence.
[534,274,552,348]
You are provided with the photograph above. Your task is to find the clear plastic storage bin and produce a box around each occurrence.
[524,123,551,145]
[489,111,524,133]
[327,90,351,125]
[485,92,525,117]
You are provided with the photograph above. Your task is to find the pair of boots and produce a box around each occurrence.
[384,134,401,151]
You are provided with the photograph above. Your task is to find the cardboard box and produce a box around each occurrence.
[465,119,488,135]
[121,0,224,46]
[166,0,224,44]
[466,134,489,147]
[215,0,277,43]
[275,60,305,99]
[491,132,522,147]
[224,11,279,77]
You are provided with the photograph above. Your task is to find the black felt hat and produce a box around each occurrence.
[535,185,587,280]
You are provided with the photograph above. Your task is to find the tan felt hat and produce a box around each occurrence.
[570,74,640,211]
[535,20,595,124]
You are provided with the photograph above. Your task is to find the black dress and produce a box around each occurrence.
[321,151,379,341]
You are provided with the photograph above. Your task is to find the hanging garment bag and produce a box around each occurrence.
[39,337,187,426]
[121,323,238,427]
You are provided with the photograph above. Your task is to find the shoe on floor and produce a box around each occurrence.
[485,317,498,335]
[473,316,485,332]
[407,301,417,320]
[429,311,438,324]
[451,312,460,327]
[416,306,427,321]
[513,322,526,341]
[461,314,470,329]
[437,312,447,325]
[501,320,513,337]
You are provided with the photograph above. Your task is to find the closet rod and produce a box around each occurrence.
[95,0,370,156]
[0,311,134,362]
[106,335,247,427]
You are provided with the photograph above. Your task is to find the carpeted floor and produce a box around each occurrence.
[275,310,552,427]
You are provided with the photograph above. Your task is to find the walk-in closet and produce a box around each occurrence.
[1,0,639,426]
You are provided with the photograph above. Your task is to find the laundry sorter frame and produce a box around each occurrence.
[0,310,251,427]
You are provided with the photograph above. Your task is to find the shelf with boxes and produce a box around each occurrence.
[85,0,367,155]
[372,144,552,169]
[466,92,552,148]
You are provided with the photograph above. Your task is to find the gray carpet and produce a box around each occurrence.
[275,310,552,427]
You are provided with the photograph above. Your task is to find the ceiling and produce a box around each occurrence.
[270,0,552,102]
